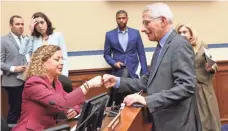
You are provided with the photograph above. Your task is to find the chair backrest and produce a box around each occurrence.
[1,117,10,131]
[58,75,73,93]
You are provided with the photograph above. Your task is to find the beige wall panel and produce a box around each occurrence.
[1,1,228,51]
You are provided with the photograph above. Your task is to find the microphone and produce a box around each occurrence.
[49,101,71,110]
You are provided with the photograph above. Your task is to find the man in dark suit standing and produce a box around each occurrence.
[104,10,148,107]
[1,15,27,124]
[103,3,201,131]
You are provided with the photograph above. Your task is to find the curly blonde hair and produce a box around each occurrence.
[25,45,61,79]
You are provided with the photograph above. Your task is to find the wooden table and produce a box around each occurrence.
[55,106,152,131]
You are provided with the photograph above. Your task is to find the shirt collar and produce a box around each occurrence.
[11,32,22,40]
[118,27,128,34]
[159,28,173,47]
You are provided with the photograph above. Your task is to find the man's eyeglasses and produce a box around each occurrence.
[142,17,161,26]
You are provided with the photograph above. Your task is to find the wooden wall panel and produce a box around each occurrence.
[213,60,228,124]
[1,88,8,118]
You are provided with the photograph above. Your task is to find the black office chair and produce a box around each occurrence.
[58,75,73,93]
[1,117,16,131]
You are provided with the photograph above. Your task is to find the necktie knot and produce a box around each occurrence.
[155,43,162,54]
[150,43,162,72]
[18,36,22,44]
[157,42,161,48]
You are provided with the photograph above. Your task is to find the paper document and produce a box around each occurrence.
[135,62,141,78]
[203,47,216,67]
[17,73,25,81]
[16,62,29,81]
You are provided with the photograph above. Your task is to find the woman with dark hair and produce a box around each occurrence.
[176,23,221,131]
[27,12,69,76]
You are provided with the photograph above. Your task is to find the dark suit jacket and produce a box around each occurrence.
[104,27,148,78]
[118,31,200,131]
[12,76,85,131]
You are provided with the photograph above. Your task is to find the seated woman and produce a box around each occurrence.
[12,45,103,131]
[176,23,221,131]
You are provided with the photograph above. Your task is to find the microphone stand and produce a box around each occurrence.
[108,88,119,117]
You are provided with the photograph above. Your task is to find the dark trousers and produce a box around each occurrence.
[2,84,24,124]
[108,68,132,107]
[107,88,129,107]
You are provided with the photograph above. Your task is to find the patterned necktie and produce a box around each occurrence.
[150,43,162,72]
[18,36,22,44]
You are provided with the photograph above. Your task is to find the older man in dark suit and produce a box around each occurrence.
[103,2,201,131]
[1,15,28,124]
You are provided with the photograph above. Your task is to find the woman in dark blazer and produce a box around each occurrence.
[176,23,221,131]
[12,45,103,131]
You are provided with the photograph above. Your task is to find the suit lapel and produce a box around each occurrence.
[147,31,176,86]
[115,28,124,52]
[8,33,19,50]
[195,43,204,62]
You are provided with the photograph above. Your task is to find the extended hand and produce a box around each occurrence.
[87,76,103,89]
[103,74,117,88]
[123,94,146,106]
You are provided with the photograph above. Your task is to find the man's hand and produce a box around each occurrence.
[123,94,146,106]
[103,74,117,88]
[66,109,77,120]
[114,62,125,69]
[14,66,26,73]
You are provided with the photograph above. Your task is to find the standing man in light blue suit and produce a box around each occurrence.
[104,10,148,107]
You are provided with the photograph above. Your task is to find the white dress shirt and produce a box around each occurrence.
[10,32,24,72]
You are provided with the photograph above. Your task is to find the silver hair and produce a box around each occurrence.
[143,2,173,24]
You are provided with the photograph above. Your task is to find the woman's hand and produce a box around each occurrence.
[205,63,214,72]
[66,109,77,120]
[29,18,37,35]
[87,76,103,89]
